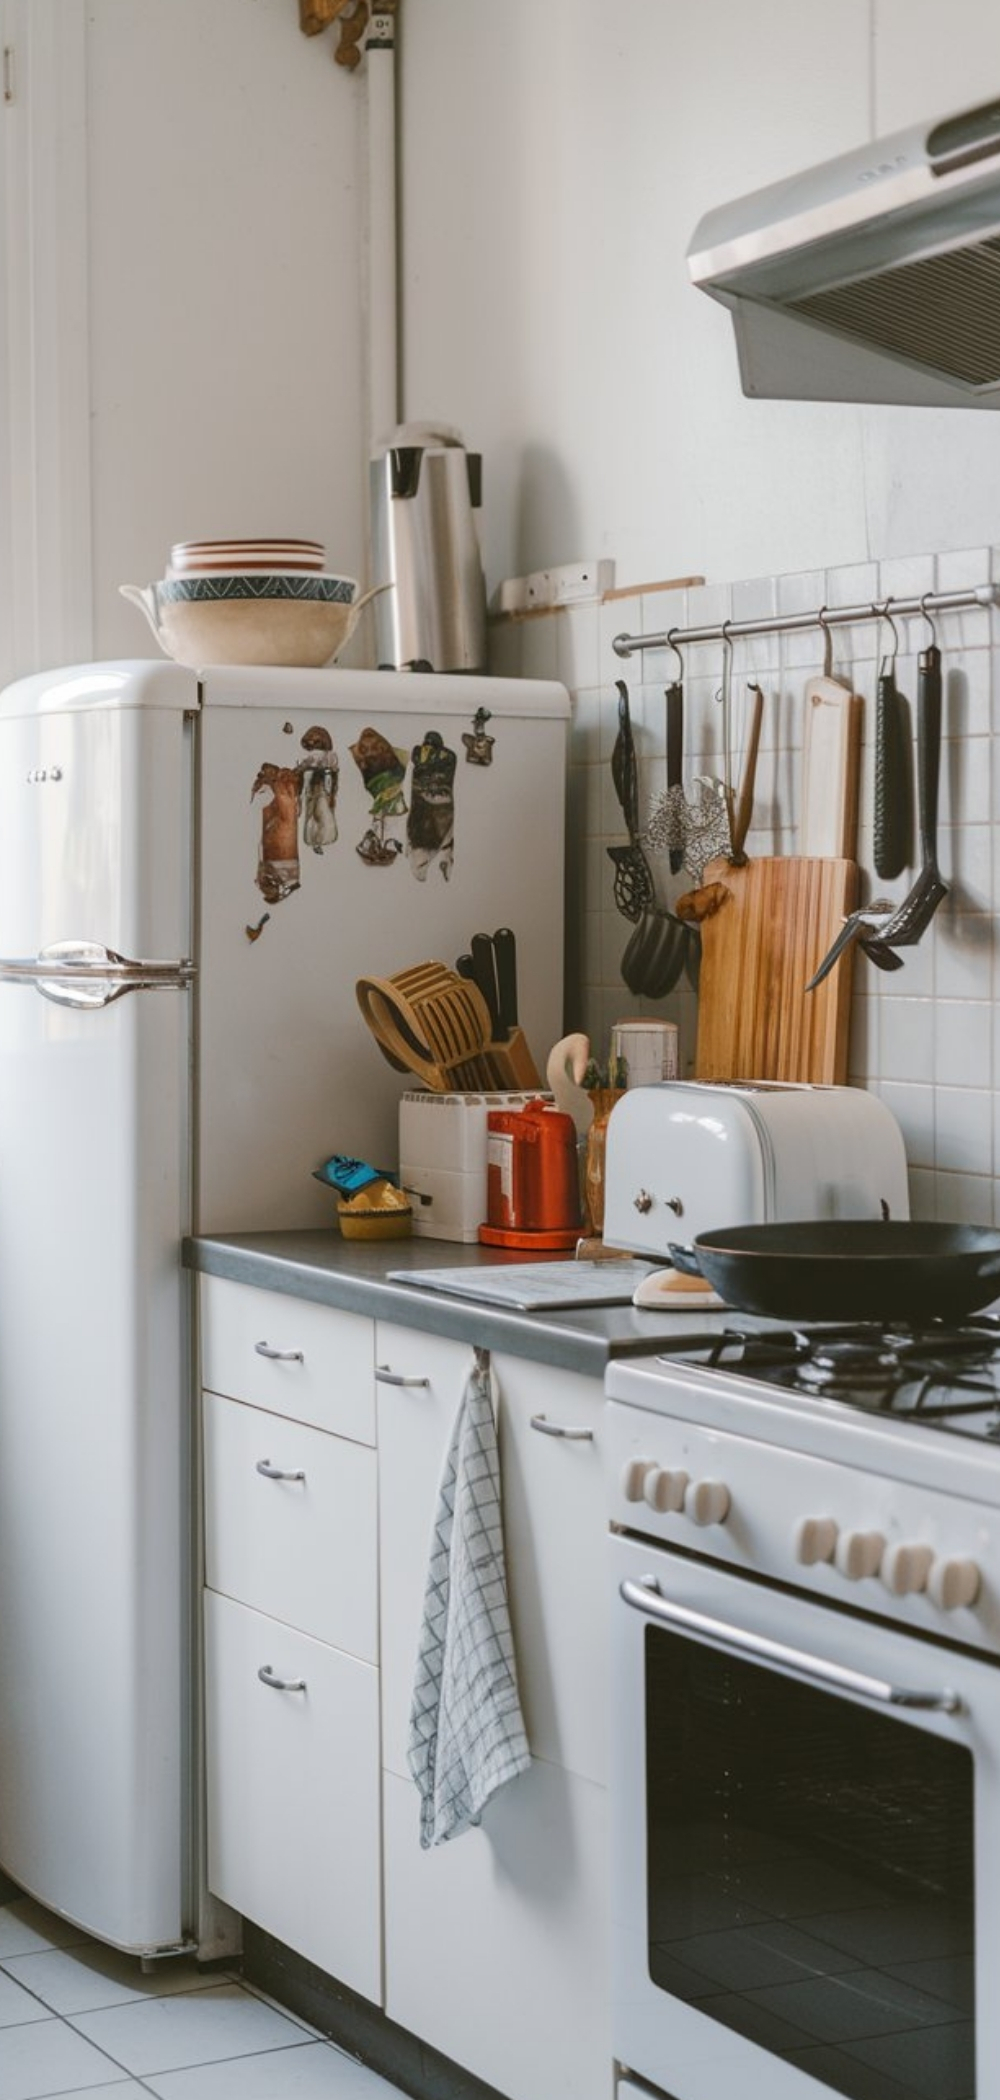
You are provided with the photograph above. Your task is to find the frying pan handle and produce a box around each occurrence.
[667,1241,703,1278]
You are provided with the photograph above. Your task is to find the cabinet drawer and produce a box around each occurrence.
[384,1763,610,2100]
[204,1589,381,2004]
[200,1274,374,1443]
[204,1391,377,1661]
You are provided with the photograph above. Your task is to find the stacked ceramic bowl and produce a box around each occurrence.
[120,537,381,669]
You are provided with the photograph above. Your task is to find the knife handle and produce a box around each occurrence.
[493,927,518,1033]
[666,682,684,873]
[470,932,503,1040]
[873,670,909,881]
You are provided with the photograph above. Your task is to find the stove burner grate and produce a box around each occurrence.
[684,1315,1000,1435]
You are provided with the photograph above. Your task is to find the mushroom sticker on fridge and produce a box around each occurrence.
[407,728,456,882]
[350,724,408,867]
[300,725,339,851]
[251,762,302,904]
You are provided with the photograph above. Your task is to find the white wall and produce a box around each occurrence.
[399,0,1000,599]
[85,0,368,662]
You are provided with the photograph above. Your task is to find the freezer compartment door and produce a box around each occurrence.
[0,973,192,1951]
[0,698,192,962]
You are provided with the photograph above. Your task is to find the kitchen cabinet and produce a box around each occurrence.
[200,1274,381,2002]
[198,1271,612,2100]
[376,1320,611,2100]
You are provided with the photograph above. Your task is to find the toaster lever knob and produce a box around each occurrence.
[684,1478,731,1527]
[834,1529,885,1581]
[643,1466,689,1514]
[794,1516,838,1566]
[926,1556,981,1612]
[621,1458,657,1502]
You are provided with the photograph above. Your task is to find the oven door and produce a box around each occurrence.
[611,1530,1000,2100]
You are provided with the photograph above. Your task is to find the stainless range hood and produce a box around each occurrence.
[688,97,1000,407]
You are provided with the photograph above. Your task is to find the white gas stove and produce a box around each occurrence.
[606,1313,999,2100]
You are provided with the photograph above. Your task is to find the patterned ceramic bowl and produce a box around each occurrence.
[119,577,389,669]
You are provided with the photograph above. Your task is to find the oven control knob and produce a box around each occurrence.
[794,1516,838,1566]
[684,1478,731,1527]
[834,1529,885,1581]
[926,1556,982,1612]
[621,1458,657,1503]
[643,1466,690,1514]
[880,1542,934,1597]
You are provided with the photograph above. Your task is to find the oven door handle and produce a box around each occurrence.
[619,1578,964,1714]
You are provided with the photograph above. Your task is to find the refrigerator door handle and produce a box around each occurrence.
[0,942,195,1009]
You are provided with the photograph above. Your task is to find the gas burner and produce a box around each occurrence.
[658,1317,1000,1439]
[797,1336,903,1393]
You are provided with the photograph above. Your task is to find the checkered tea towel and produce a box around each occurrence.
[407,1346,531,1848]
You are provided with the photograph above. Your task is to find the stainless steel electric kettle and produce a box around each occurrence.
[370,422,487,672]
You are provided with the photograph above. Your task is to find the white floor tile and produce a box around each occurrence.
[55,2089,147,2099]
[0,1969,50,2028]
[0,1942,230,2017]
[0,2014,125,2100]
[145,2041,406,2099]
[0,1900,90,1960]
[69,1983,312,2076]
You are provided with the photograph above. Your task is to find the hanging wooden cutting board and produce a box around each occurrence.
[799,676,863,857]
[693,853,859,1084]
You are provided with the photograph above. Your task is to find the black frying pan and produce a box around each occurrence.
[668,1221,1000,1322]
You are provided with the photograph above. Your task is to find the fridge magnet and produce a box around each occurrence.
[299,725,339,852]
[407,728,456,882]
[351,725,408,866]
[462,705,495,766]
[245,912,271,943]
[251,762,302,904]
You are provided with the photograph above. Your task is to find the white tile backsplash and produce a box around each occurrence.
[502,548,1000,1222]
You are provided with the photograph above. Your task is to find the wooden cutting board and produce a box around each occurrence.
[800,676,863,857]
[694,853,859,1084]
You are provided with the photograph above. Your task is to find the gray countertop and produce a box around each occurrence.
[183,1230,716,1377]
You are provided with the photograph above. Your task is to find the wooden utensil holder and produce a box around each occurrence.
[356,962,542,1092]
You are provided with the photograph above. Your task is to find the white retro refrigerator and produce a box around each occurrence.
[0,658,568,1955]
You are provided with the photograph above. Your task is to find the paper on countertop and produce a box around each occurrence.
[632,1266,724,1311]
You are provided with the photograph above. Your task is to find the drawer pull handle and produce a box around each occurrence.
[258,1664,307,1693]
[255,1458,306,1482]
[530,1412,593,1441]
[254,1341,304,1363]
[376,1365,430,1387]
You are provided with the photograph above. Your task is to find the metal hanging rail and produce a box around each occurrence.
[611,584,997,658]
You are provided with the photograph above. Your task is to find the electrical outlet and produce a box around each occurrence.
[549,560,615,603]
[495,559,615,614]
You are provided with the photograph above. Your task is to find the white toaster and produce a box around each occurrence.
[602,1080,910,1260]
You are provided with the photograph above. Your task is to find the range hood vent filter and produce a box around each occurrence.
[790,235,1000,389]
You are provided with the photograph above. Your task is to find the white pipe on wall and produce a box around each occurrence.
[365,6,398,444]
